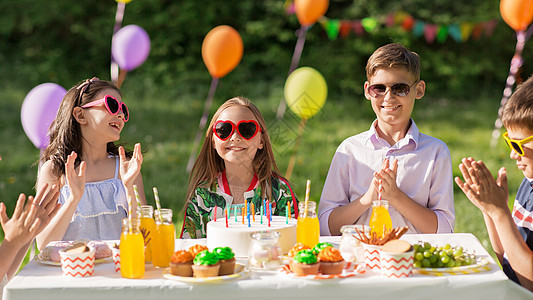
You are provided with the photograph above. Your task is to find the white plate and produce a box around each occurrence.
[414,257,491,275]
[163,263,247,284]
[35,255,113,266]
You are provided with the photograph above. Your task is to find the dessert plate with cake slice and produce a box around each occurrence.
[162,263,247,284]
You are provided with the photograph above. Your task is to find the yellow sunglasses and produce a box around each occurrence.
[503,132,533,156]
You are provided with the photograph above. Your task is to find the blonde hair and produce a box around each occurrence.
[185,97,286,203]
[502,76,533,131]
[366,43,421,81]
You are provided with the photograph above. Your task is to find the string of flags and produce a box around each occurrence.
[286,6,498,44]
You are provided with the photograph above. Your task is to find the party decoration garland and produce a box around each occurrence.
[317,13,498,43]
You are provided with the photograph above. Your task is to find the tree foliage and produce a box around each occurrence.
[0,0,531,99]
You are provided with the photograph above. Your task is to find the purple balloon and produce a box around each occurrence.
[112,25,151,71]
[21,83,66,149]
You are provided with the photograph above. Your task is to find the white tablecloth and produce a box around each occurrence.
[3,233,532,300]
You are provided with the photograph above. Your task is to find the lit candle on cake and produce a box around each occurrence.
[234,205,237,222]
[214,206,217,222]
[242,207,245,224]
[251,203,255,222]
[260,205,263,224]
[225,209,228,228]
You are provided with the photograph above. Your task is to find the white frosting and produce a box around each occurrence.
[207,215,297,257]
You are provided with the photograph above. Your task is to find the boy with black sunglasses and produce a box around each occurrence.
[455,76,533,291]
[318,43,455,236]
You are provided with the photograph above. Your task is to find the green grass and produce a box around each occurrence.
[0,73,521,268]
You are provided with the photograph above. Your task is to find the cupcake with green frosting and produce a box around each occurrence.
[291,249,319,276]
[312,242,333,255]
[213,247,236,276]
[192,250,220,278]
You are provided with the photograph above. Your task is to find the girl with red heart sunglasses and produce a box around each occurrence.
[36,78,146,248]
[181,97,299,239]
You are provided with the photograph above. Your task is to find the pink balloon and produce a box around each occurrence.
[112,25,151,71]
[21,83,66,149]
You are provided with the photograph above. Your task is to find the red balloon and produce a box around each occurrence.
[201,25,243,78]
[294,0,329,27]
[500,0,533,31]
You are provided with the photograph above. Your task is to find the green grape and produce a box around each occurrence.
[440,255,450,264]
[422,258,431,267]
[429,255,438,264]
[414,241,476,268]
[415,252,424,261]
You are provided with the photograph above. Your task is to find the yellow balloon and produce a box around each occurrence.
[284,67,327,119]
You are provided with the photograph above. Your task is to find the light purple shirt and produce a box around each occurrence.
[318,120,455,235]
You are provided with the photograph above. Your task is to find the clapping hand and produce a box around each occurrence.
[119,143,143,189]
[373,158,400,203]
[454,157,509,217]
[65,151,86,202]
[0,183,60,247]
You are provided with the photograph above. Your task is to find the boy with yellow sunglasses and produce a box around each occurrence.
[455,76,533,291]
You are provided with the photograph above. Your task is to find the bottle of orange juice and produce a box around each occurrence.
[140,205,155,263]
[297,201,320,248]
[151,208,175,268]
[120,218,145,278]
[369,200,392,238]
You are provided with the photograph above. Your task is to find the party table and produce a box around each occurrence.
[3,233,531,300]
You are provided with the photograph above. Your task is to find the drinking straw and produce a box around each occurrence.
[133,184,142,212]
[153,187,163,223]
[378,179,382,206]
[127,195,133,233]
[303,179,311,218]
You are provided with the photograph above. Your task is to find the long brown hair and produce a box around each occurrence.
[40,78,128,178]
[185,97,287,203]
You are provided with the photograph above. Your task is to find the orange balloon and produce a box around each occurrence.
[294,0,329,26]
[202,25,243,78]
[500,0,533,31]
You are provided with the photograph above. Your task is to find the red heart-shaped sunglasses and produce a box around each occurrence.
[213,120,262,140]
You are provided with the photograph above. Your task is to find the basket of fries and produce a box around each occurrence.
[353,226,408,271]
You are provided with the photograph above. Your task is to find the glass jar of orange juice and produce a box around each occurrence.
[152,208,175,268]
[140,205,155,263]
[369,200,392,238]
[120,218,145,278]
[297,201,320,248]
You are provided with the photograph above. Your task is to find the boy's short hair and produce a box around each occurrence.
[502,76,533,131]
[366,43,421,81]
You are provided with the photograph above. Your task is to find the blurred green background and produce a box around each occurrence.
[1,0,532,260]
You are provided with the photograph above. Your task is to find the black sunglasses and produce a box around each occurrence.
[368,81,418,97]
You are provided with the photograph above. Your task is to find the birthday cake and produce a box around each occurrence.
[206,215,297,257]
